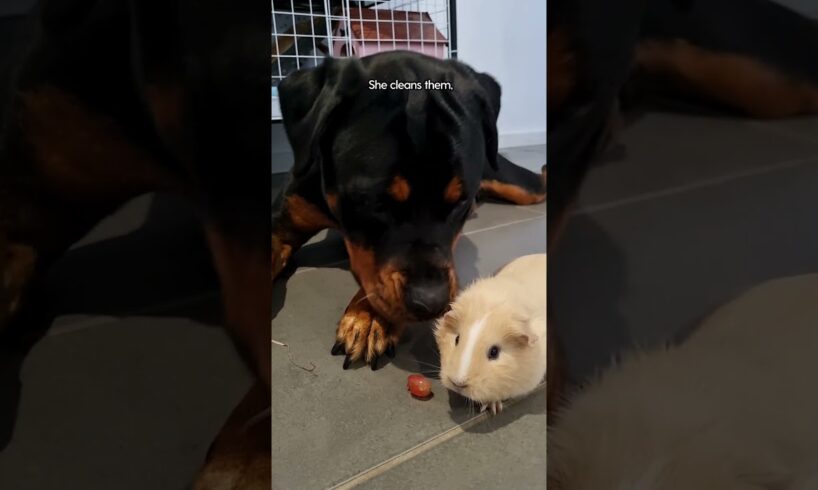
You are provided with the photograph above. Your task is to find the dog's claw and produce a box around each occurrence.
[334,288,404,372]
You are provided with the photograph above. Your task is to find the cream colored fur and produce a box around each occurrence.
[435,254,547,411]
[549,274,818,489]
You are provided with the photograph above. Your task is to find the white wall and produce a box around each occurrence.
[455,0,546,148]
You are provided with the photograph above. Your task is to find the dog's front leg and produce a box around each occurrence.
[204,224,272,388]
[196,221,274,486]
[271,187,337,278]
[194,381,270,490]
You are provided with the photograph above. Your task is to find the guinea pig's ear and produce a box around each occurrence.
[474,71,501,171]
[278,57,366,181]
[506,315,541,347]
[433,310,455,343]
[435,308,458,334]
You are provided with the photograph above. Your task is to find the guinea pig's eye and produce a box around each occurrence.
[487,345,500,360]
[454,334,460,346]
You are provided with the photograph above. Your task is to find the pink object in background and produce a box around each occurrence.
[332,8,448,59]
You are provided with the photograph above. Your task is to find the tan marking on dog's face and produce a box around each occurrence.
[343,239,431,324]
[443,176,463,203]
[344,251,457,322]
[387,175,411,202]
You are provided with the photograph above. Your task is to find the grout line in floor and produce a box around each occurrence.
[573,155,818,216]
[515,204,546,216]
[329,382,547,490]
[463,213,544,235]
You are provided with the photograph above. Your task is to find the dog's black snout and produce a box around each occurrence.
[405,281,450,319]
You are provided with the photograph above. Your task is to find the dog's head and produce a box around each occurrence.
[278,52,501,323]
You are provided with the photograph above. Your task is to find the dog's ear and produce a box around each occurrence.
[278,57,366,180]
[474,72,502,171]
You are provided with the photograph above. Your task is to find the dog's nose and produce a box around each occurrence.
[405,281,449,319]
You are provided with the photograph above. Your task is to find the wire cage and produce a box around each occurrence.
[272,0,454,119]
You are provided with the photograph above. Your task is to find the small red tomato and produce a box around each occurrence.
[407,374,432,399]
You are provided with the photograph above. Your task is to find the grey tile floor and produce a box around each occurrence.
[552,114,818,382]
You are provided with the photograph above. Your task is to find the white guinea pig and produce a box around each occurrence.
[435,253,546,414]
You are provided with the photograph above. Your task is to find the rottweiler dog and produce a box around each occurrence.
[0,0,270,486]
[273,51,547,370]
[547,0,818,412]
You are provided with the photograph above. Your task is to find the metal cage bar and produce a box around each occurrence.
[272,0,453,120]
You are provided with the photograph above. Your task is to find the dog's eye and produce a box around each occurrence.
[487,345,500,360]
[455,334,459,346]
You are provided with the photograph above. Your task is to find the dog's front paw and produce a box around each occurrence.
[331,289,403,370]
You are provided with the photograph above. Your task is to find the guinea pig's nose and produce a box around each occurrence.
[404,281,449,319]
[449,377,468,389]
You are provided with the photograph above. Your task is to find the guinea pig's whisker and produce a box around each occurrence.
[414,360,441,369]
[461,396,473,416]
